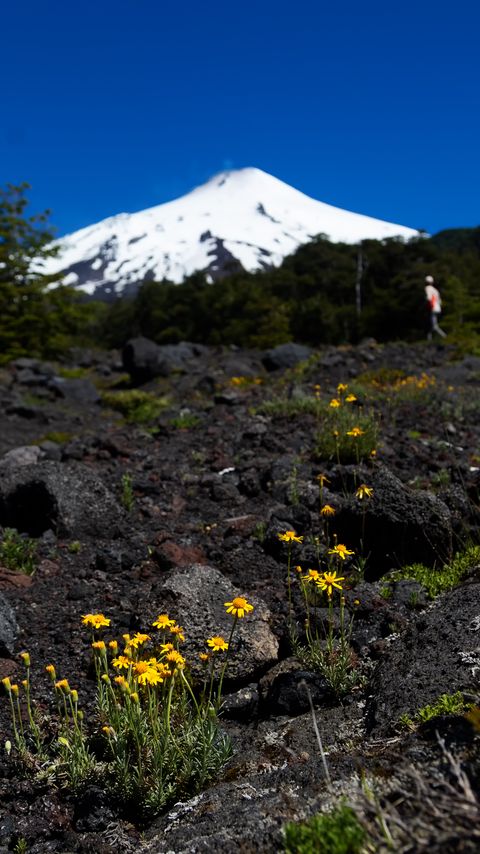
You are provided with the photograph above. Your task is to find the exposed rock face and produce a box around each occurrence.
[367,577,480,733]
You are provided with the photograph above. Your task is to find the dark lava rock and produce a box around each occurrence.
[0,592,18,657]
[49,377,101,404]
[367,579,480,734]
[262,342,312,371]
[262,666,332,716]
[334,465,453,576]
[123,336,206,383]
[122,336,160,383]
[222,683,259,720]
[0,461,123,538]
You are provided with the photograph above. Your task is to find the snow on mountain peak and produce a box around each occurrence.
[44,167,420,298]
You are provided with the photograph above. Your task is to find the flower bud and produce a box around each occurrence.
[20,652,31,667]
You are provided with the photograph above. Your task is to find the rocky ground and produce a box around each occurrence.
[0,337,479,853]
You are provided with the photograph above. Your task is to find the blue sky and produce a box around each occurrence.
[2,0,479,237]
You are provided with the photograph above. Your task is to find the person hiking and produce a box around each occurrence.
[425,275,447,339]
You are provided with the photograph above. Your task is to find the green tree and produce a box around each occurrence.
[0,182,92,362]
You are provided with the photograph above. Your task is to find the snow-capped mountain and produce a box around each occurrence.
[45,168,420,298]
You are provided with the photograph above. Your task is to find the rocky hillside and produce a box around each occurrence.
[0,339,479,853]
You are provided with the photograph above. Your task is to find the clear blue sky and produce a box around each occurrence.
[2,0,479,237]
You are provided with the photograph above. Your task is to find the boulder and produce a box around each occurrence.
[333,466,453,576]
[0,446,44,469]
[262,342,312,372]
[122,337,207,384]
[0,461,122,538]
[367,578,480,734]
[0,592,18,657]
[48,377,100,404]
[152,564,279,682]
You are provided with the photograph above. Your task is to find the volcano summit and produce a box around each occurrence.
[45,168,419,299]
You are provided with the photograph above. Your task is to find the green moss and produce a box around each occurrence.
[392,545,480,598]
[284,804,366,854]
[101,390,169,423]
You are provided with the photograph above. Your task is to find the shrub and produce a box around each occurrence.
[101,390,169,423]
[2,598,254,819]
[0,528,37,575]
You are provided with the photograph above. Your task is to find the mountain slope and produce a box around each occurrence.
[45,168,420,298]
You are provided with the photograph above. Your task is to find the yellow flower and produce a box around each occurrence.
[11,684,19,696]
[112,655,132,670]
[20,652,31,667]
[152,614,176,630]
[320,504,336,516]
[129,633,150,648]
[169,625,185,642]
[160,642,175,654]
[45,664,56,680]
[55,679,70,693]
[224,596,254,618]
[145,668,165,686]
[370,449,377,458]
[102,725,115,736]
[337,383,348,394]
[114,675,128,689]
[302,569,321,583]
[353,598,360,606]
[294,564,303,573]
[345,393,357,403]
[317,474,330,486]
[317,571,345,596]
[81,613,111,629]
[2,677,12,692]
[134,661,164,686]
[207,636,229,652]
[92,640,106,651]
[108,640,118,652]
[356,484,374,500]
[165,650,186,669]
[199,652,209,662]
[130,692,139,703]
[346,426,364,438]
[329,398,341,408]
[328,544,355,561]
[277,530,303,543]
[71,689,79,702]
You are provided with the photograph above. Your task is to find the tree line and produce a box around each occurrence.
[101,229,480,349]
